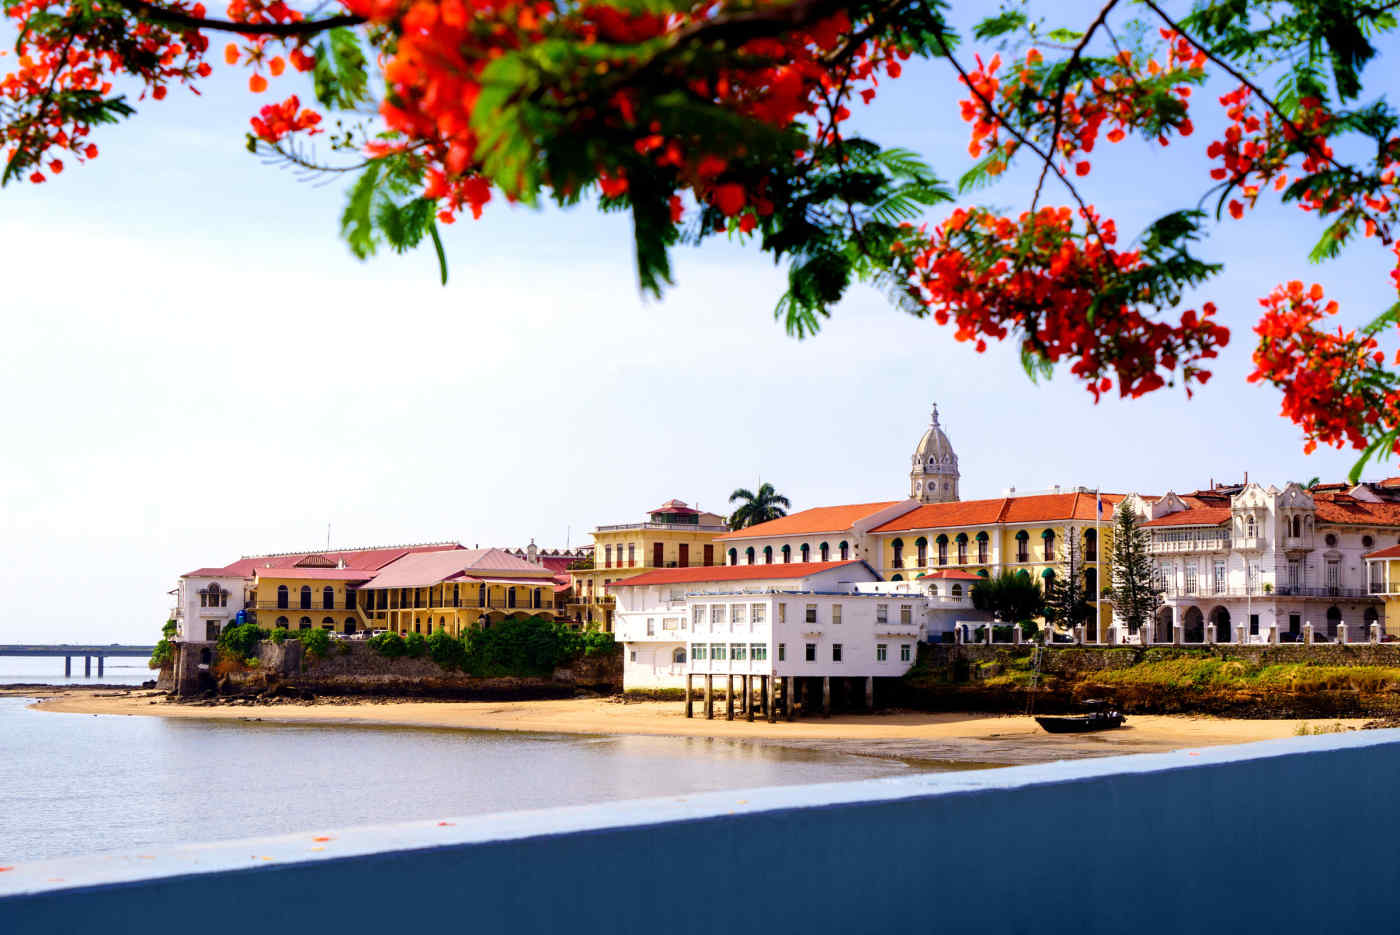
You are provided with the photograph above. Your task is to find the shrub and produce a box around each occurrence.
[161,619,177,639]
[270,628,289,644]
[427,630,467,670]
[218,622,268,659]
[148,639,174,670]
[293,627,331,658]
[580,630,618,657]
[368,632,406,659]
[404,631,427,658]
[464,616,580,676]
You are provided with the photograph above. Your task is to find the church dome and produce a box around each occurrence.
[910,403,959,503]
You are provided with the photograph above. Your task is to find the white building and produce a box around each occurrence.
[1143,481,1393,642]
[172,572,250,641]
[612,560,909,690]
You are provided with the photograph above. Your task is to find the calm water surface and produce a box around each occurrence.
[0,695,937,863]
[0,655,151,687]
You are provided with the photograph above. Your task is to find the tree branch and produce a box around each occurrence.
[114,0,364,36]
[1030,0,1120,216]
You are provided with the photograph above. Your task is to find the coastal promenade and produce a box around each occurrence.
[0,645,153,678]
[2,728,1398,933]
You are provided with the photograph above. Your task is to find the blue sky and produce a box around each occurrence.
[2,2,1396,642]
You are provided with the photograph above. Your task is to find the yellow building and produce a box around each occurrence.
[1364,545,1400,635]
[571,499,729,630]
[867,489,1131,639]
[355,548,561,636]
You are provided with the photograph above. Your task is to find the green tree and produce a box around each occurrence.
[1044,530,1093,635]
[728,482,791,531]
[971,571,1045,632]
[1109,503,1161,637]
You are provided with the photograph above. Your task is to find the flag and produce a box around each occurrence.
[1096,493,1104,520]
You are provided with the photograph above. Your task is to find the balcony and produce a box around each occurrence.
[1149,536,1232,554]
[1166,586,1375,600]
[1283,535,1313,551]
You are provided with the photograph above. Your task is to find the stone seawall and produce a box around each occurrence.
[899,643,1400,718]
[170,640,622,698]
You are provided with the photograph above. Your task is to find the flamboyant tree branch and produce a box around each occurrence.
[115,0,364,35]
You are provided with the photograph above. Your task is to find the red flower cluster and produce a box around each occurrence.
[1206,87,1341,220]
[340,0,900,225]
[250,94,323,142]
[959,30,1204,178]
[909,205,1229,401]
[2,0,212,182]
[1248,280,1399,455]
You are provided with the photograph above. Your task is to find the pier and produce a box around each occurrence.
[0,645,154,678]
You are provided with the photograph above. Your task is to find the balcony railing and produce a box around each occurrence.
[255,598,554,613]
[1149,537,1232,554]
[1164,586,1374,600]
[594,521,729,532]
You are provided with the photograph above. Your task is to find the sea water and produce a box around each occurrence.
[0,695,931,863]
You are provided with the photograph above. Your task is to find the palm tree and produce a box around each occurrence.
[728,483,791,531]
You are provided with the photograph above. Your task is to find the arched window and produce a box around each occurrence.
[892,538,904,568]
[781,544,792,563]
[1246,515,1257,538]
[322,616,335,630]
[977,531,989,564]
[819,542,830,562]
[891,574,903,581]
[299,585,312,609]
[1042,529,1056,561]
[322,585,334,610]
[672,647,686,664]
[936,534,948,566]
[299,616,312,630]
[915,537,928,566]
[764,546,773,564]
[729,548,738,566]
[952,584,963,598]
[275,616,288,628]
[1015,531,1030,562]
[800,543,810,563]
[1291,515,1302,538]
[839,541,850,561]
[745,547,755,565]
[956,533,968,564]
[929,584,939,596]
[1084,529,1097,561]
[1041,568,1056,596]
[277,585,289,609]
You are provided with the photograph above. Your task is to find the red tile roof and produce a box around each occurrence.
[871,491,1127,533]
[609,560,870,588]
[186,543,462,579]
[250,568,376,580]
[1313,494,1400,526]
[1141,508,1232,528]
[716,502,903,540]
[360,548,553,589]
[650,499,699,515]
[1365,544,1400,559]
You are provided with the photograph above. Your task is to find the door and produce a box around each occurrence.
[704,544,714,566]
[679,544,689,567]
[653,542,664,567]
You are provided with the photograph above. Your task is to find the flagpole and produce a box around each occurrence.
[1096,487,1103,644]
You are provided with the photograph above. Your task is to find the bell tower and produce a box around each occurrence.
[910,403,959,503]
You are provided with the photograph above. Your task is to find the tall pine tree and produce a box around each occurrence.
[1110,503,1161,636]
[1044,528,1093,636]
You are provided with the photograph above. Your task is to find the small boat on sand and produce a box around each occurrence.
[1034,700,1125,734]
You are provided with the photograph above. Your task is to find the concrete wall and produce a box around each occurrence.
[5,730,1400,933]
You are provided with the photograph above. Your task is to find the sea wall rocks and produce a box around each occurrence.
[900,643,1400,718]
[170,640,621,699]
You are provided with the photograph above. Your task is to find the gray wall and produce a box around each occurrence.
[4,730,1400,933]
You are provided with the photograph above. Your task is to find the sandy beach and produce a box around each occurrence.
[22,689,1371,766]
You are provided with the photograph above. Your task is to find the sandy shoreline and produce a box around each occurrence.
[18,688,1372,766]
